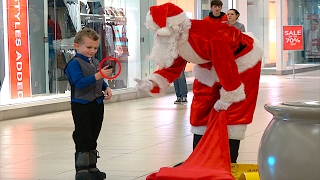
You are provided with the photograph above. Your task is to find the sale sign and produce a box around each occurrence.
[283,25,303,50]
[7,0,31,98]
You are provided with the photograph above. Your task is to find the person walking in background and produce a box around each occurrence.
[203,0,228,23]
[65,28,113,180]
[226,9,246,32]
[173,66,188,104]
[222,8,246,164]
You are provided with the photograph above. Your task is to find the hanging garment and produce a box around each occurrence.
[48,18,62,40]
[113,25,123,56]
[87,1,104,14]
[66,1,80,31]
[105,23,116,57]
[119,25,129,56]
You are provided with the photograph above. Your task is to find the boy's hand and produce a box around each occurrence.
[104,87,112,100]
[96,66,113,80]
[100,66,113,78]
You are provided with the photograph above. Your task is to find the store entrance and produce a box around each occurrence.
[300,0,320,64]
[288,0,320,64]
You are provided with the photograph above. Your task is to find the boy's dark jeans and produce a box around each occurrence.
[72,101,104,152]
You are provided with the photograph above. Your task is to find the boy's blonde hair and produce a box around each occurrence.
[74,28,100,44]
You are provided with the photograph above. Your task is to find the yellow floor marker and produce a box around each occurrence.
[231,163,260,180]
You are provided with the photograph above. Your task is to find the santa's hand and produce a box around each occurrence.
[134,78,153,91]
[214,99,232,112]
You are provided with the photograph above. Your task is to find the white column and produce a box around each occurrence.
[276,0,286,72]
[236,0,247,31]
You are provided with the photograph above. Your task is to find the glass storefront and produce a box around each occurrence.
[289,0,320,64]
[0,0,197,106]
[1,0,318,106]
[0,0,157,105]
[44,0,130,94]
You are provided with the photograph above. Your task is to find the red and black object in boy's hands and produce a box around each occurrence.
[99,56,122,80]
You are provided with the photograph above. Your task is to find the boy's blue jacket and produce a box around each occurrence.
[65,53,108,104]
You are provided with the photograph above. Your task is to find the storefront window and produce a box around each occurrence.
[0,0,145,106]
[247,0,270,67]
[46,0,131,93]
[289,0,320,64]
[280,0,320,66]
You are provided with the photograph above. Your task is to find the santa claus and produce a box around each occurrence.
[134,2,263,180]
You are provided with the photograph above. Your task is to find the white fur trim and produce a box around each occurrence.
[145,11,159,31]
[228,125,247,140]
[147,73,170,96]
[220,83,246,103]
[236,32,263,73]
[178,42,208,64]
[193,65,219,87]
[145,11,189,35]
[157,27,172,36]
[190,126,207,135]
[166,12,188,26]
[190,125,247,140]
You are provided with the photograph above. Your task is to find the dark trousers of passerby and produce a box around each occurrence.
[174,69,188,104]
[174,70,188,98]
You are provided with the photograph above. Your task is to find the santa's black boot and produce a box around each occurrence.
[88,150,106,180]
[173,134,203,167]
[229,139,240,163]
[75,152,92,180]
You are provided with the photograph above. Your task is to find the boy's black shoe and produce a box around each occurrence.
[89,170,106,180]
[88,150,106,180]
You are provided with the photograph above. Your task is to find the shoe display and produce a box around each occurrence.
[174,97,182,104]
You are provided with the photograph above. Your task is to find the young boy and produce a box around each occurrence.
[65,28,113,180]
[203,0,228,23]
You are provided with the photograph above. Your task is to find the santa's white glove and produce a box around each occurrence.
[214,99,232,112]
[134,78,153,91]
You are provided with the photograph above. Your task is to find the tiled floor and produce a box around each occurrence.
[0,70,319,180]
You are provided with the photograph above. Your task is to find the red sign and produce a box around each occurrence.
[7,0,31,98]
[283,25,303,50]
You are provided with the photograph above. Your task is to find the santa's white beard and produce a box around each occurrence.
[147,31,180,69]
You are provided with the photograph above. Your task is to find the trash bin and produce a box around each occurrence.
[258,101,320,180]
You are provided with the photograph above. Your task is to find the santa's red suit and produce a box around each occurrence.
[134,3,263,180]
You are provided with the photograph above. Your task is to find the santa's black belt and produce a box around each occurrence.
[233,42,246,56]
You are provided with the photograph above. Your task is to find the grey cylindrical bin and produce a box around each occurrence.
[258,101,320,180]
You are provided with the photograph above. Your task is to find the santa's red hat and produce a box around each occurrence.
[149,3,187,36]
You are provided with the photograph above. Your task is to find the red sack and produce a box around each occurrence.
[147,111,235,180]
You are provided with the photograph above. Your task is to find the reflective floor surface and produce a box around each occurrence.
[0,70,319,180]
